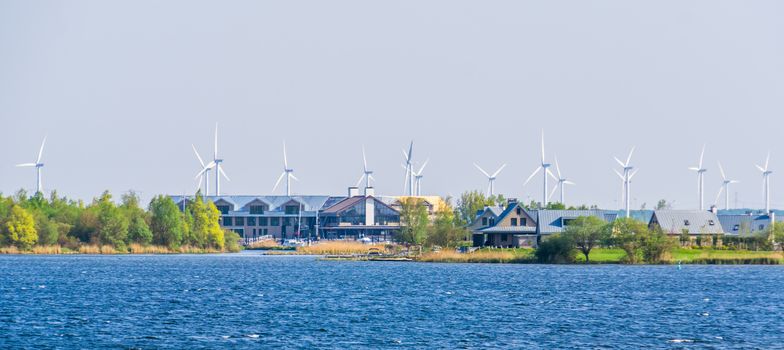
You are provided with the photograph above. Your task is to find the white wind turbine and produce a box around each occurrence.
[715,161,739,210]
[273,142,298,196]
[688,145,708,211]
[402,141,414,196]
[613,147,637,218]
[524,130,555,207]
[212,123,230,195]
[192,144,211,194]
[356,146,375,190]
[548,155,576,205]
[414,159,429,196]
[755,152,773,213]
[474,163,506,197]
[16,136,47,193]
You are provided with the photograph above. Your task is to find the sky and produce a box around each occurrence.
[1,0,783,210]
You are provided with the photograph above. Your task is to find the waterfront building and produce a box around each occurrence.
[471,201,537,247]
[319,187,401,241]
[648,209,724,245]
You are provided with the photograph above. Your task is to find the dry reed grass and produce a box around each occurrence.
[297,241,386,255]
[418,249,534,263]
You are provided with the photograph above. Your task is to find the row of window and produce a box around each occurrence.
[217,204,300,216]
[482,217,528,227]
[223,216,314,227]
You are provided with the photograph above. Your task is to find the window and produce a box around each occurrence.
[482,217,488,226]
[223,217,233,226]
[520,218,527,226]
[285,205,300,215]
[733,224,739,231]
[233,228,244,237]
[708,220,715,226]
[235,217,245,226]
[489,218,495,226]
[562,218,575,226]
[759,224,765,231]
[250,205,266,215]
[684,220,691,226]
[259,217,268,226]
[511,218,518,226]
[501,234,508,241]
[247,217,256,226]
[216,205,230,215]
[516,208,522,215]
[271,217,280,226]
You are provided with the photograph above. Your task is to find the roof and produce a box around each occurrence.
[169,195,344,213]
[717,214,781,236]
[320,196,400,215]
[478,226,537,234]
[494,202,534,225]
[650,210,724,234]
[536,210,610,234]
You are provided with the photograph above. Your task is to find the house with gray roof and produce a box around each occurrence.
[648,210,724,236]
[717,213,780,236]
[471,201,537,247]
[536,209,611,236]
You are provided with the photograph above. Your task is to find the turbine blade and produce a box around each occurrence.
[272,172,286,192]
[554,155,561,178]
[564,180,576,185]
[195,166,210,179]
[289,173,299,181]
[548,184,558,200]
[730,180,740,184]
[756,164,765,172]
[362,146,368,171]
[368,174,375,181]
[688,167,700,171]
[540,129,545,164]
[765,152,770,170]
[474,163,490,178]
[402,149,409,162]
[714,186,724,206]
[717,161,726,180]
[16,163,36,167]
[219,166,230,181]
[613,157,626,168]
[546,168,558,181]
[214,122,219,159]
[417,158,429,175]
[523,167,542,186]
[698,144,705,169]
[625,146,635,166]
[491,163,507,178]
[629,169,639,179]
[36,136,47,164]
[283,142,288,169]
[356,174,365,188]
[192,144,205,167]
[408,141,413,162]
[613,169,624,180]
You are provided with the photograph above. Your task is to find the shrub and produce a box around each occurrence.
[535,234,576,263]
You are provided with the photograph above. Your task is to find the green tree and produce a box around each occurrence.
[562,216,607,263]
[426,200,465,247]
[545,202,566,210]
[149,195,184,248]
[223,229,241,252]
[455,190,496,225]
[205,201,225,250]
[4,205,38,249]
[639,226,675,263]
[655,199,672,210]
[399,197,429,245]
[94,191,129,248]
[535,234,576,263]
[605,217,648,263]
[120,191,152,245]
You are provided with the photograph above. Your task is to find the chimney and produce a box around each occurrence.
[365,194,375,226]
[364,187,375,197]
[348,187,359,197]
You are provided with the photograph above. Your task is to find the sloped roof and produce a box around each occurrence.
[651,210,724,234]
[478,226,537,234]
[537,210,609,234]
[717,214,781,236]
[494,202,535,225]
[320,196,399,215]
[169,195,343,212]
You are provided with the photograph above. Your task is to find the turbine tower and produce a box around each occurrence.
[413,159,429,196]
[212,123,230,195]
[16,136,47,194]
[474,163,506,196]
[613,147,636,218]
[273,142,298,196]
[356,146,375,190]
[402,141,414,196]
[688,145,707,211]
[755,152,773,213]
[715,161,738,210]
[192,144,211,194]
[524,130,555,207]
[549,155,576,205]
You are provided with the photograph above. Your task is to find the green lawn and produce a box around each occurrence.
[575,247,782,264]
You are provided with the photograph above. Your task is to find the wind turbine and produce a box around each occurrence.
[688,145,707,211]
[613,147,636,218]
[755,152,773,213]
[212,123,230,195]
[356,146,375,190]
[474,163,506,196]
[273,142,298,196]
[192,144,211,194]
[524,130,556,207]
[414,159,429,196]
[548,155,576,205]
[715,161,739,210]
[16,136,47,193]
[402,141,414,196]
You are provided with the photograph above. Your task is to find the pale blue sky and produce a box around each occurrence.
[1,0,782,209]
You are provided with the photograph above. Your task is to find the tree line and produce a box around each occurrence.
[0,190,240,252]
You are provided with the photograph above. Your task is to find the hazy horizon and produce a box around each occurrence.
[2,1,783,210]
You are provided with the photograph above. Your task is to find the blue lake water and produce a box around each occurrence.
[1,252,783,349]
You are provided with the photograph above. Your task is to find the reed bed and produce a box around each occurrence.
[31,245,63,254]
[297,241,386,255]
[418,249,535,263]
[247,240,284,249]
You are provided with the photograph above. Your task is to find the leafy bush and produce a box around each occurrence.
[535,234,576,263]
